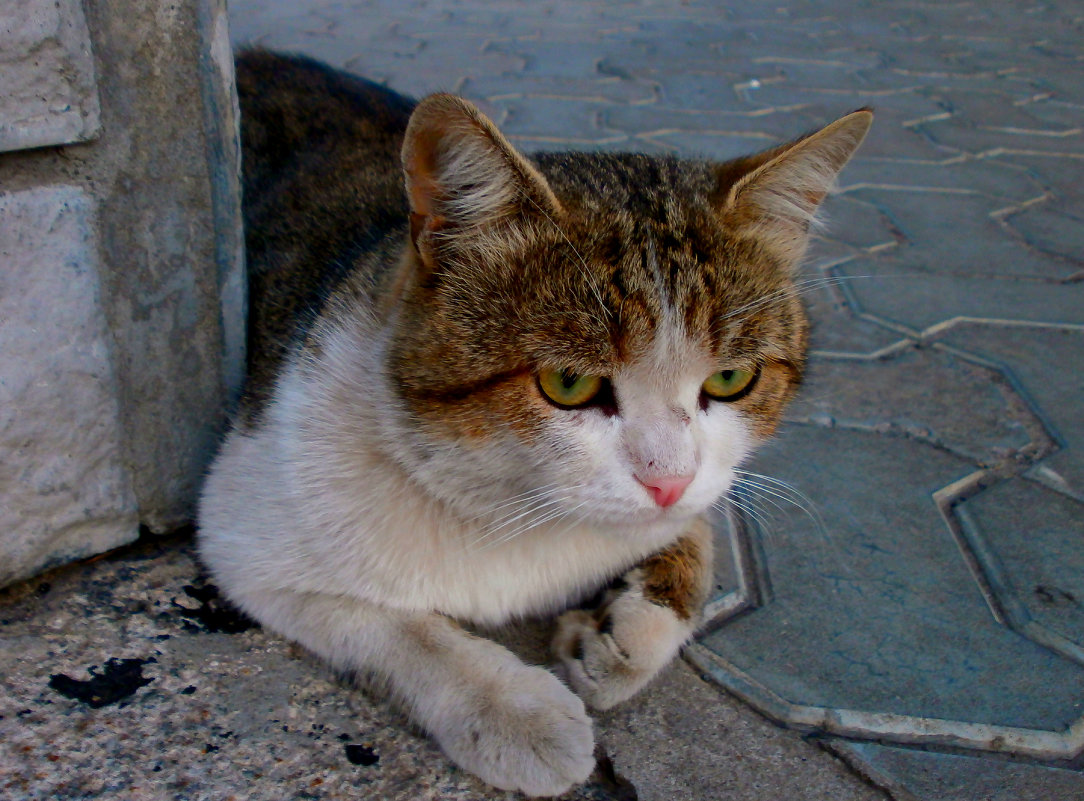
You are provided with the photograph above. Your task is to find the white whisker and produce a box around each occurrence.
[732,469,855,579]
[472,496,569,547]
[463,482,562,525]
[479,497,592,551]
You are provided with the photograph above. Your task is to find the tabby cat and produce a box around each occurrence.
[199,50,871,796]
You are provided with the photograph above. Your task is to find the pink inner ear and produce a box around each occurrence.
[407,168,438,218]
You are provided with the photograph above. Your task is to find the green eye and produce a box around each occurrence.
[703,368,756,401]
[538,369,603,408]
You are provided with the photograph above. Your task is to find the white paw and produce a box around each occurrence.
[552,596,691,710]
[433,664,595,797]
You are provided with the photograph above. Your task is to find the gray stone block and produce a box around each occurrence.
[0,0,244,582]
[0,186,138,585]
[0,0,101,152]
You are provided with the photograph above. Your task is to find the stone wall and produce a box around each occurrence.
[0,0,244,586]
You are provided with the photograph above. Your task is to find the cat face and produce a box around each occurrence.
[382,96,869,542]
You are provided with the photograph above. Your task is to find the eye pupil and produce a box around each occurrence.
[561,370,579,389]
[720,370,734,382]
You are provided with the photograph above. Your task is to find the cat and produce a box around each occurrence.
[198,49,871,797]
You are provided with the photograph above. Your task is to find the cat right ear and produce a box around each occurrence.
[715,109,872,267]
[401,94,562,265]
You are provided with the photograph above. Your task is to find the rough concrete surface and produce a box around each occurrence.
[0,536,888,801]
[0,0,101,152]
[0,186,139,585]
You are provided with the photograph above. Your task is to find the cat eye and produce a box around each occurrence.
[538,369,605,409]
[702,368,757,402]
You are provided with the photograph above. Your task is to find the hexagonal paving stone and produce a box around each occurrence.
[785,346,1035,465]
[828,740,1084,801]
[1000,202,1084,273]
[958,477,1084,656]
[799,278,906,357]
[934,324,1084,500]
[838,254,1084,331]
[692,425,1084,757]
[840,190,1075,282]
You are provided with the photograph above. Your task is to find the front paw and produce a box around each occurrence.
[552,596,692,710]
[434,664,595,797]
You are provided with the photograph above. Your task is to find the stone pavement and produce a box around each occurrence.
[3,1,1082,799]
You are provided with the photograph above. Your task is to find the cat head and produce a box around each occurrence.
[383,96,870,541]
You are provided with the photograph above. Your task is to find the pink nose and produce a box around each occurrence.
[637,475,694,508]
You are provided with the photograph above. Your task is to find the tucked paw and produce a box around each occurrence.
[434,664,595,797]
[553,595,691,710]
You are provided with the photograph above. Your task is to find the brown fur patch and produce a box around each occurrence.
[639,535,707,621]
[234,54,872,460]
[410,370,549,440]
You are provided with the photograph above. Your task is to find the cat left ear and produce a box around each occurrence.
[401,94,562,259]
[716,109,872,266]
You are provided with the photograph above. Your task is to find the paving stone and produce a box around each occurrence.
[460,74,660,105]
[990,153,1084,209]
[818,194,905,252]
[933,324,1084,501]
[595,661,890,801]
[841,260,1083,332]
[841,155,1048,204]
[785,346,1035,465]
[496,96,623,143]
[636,129,789,159]
[959,478,1084,651]
[653,71,774,112]
[840,190,1079,281]
[738,60,894,95]
[828,741,1084,801]
[603,105,792,141]
[1016,97,1084,131]
[999,202,1084,272]
[226,9,331,48]
[800,280,907,357]
[927,88,1082,135]
[483,38,607,79]
[698,425,1084,747]
[915,117,1083,159]
[838,107,964,163]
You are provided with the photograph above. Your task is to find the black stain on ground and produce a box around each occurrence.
[48,657,156,708]
[174,582,257,634]
[1034,584,1078,608]
[344,743,380,766]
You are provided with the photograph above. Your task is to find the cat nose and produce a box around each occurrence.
[637,474,694,508]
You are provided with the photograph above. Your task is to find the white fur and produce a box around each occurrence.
[199,286,756,795]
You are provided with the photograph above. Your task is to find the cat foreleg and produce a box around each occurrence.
[552,516,713,709]
[246,590,595,796]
